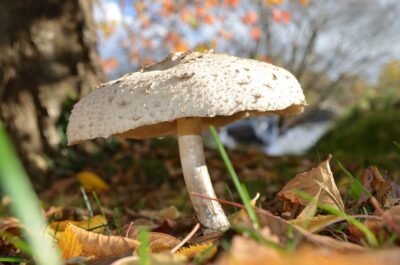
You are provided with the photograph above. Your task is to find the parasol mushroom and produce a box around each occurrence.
[67,50,306,232]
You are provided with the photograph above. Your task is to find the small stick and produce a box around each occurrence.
[125,222,134,238]
[370,196,400,238]
[170,223,201,254]
[192,192,383,221]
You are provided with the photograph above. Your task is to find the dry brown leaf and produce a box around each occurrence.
[296,187,322,221]
[290,215,345,233]
[68,224,139,258]
[139,206,181,221]
[111,253,185,265]
[216,244,400,265]
[230,193,260,225]
[350,205,400,240]
[240,209,363,252]
[58,225,83,259]
[277,155,344,215]
[358,166,400,207]
[149,232,181,253]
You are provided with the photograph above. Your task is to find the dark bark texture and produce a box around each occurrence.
[0,0,104,183]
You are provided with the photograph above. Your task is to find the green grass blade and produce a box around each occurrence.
[138,228,151,265]
[0,257,29,263]
[394,141,400,149]
[92,191,111,233]
[0,121,61,265]
[296,190,378,247]
[337,160,372,199]
[210,126,260,229]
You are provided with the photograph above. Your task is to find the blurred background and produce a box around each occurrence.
[1,0,399,187]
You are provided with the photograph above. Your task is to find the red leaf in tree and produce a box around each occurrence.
[180,8,193,23]
[134,2,145,14]
[265,0,283,5]
[242,11,258,25]
[250,27,261,40]
[100,58,118,73]
[219,30,233,40]
[161,0,174,16]
[223,0,240,8]
[204,0,218,9]
[300,0,310,6]
[203,14,214,24]
[272,9,291,24]
[195,6,206,17]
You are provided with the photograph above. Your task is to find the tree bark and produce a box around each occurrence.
[0,0,104,185]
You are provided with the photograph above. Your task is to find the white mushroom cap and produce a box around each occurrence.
[67,51,306,144]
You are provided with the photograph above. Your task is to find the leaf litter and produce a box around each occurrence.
[1,143,400,264]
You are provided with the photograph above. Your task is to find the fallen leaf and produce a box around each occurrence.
[58,225,83,259]
[139,206,181,221]
[290,215,345,233]
[49,215,107,234]
[350,205,400,240]
[277,155,345,216]
[177,242,217,260]
[111,253,185,265]
[358,166,400,207]
[149,232,181,253]
[77,171,110,193]
[230,193,260,224]
[237,209,363,252]
[0,217,23,255]
[67,224,139,258]
[216,245,400,265]
[296,187,322,221]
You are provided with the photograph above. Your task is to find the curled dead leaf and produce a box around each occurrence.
[277,155,344,216]
[358,166,400,208]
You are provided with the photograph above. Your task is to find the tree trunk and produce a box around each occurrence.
[0,0,104,185]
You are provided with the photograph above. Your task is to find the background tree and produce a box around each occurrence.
[0,0,104,183]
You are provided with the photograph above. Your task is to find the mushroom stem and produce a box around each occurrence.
[177,117,230,232]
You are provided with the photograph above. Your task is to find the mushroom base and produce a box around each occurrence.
[177,117,230,232]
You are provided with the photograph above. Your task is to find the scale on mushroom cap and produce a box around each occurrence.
[67,50,306,232]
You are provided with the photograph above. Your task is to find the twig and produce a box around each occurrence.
[170,223,201,254]
[125,221,134,238]
[191,192,271,216]
[370,196,400,238]
[192,192,383,221]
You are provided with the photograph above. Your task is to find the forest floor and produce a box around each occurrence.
[1,107,400,264]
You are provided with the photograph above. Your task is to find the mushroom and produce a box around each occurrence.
[67,50,306,232]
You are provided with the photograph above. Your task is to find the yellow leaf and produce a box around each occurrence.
[77,171,110,192]
[265,0,283,5]
[49,215,107,236]
[177,243,217,259]
[58,225,83,259]
[230,193,260,224]
[290,215,345,233]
